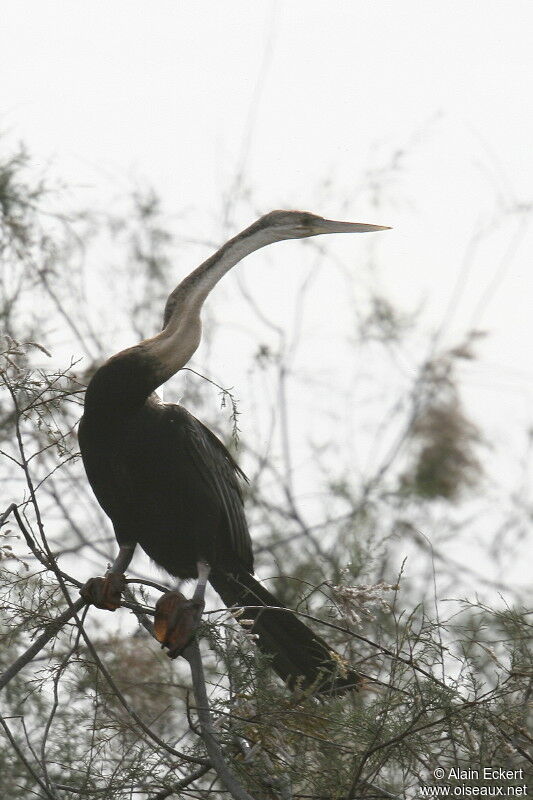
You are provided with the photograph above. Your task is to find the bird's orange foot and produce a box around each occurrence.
[154,590,204,658]
[79,573,126,611]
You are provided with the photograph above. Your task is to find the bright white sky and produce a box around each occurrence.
[2,1,532,592]
[2,3,531,353]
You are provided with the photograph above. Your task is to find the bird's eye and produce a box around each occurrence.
[299,214,315,228]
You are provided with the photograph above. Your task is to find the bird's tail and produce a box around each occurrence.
[209,570,359,695]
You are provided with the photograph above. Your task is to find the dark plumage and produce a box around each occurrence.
[81,359,252,578]
[79,211,389,693]
[80,354,357,692]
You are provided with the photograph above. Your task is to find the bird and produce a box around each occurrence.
[78,210,390,694]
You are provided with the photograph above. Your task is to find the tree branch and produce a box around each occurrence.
[184,639,258,800]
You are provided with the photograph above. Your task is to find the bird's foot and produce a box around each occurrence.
[154,590,205,658]
[79,572,126,611]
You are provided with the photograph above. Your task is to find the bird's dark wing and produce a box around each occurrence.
[170,405,253,572]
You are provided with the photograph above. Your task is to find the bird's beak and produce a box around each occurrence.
[312,218,391,235]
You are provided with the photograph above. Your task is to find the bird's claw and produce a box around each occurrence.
[79,573,126,611]
[154,590,205,658]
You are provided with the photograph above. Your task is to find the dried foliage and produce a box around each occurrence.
[0,143,531,799]
[400,345,483,501]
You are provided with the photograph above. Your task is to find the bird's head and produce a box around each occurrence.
[249,210,390,241]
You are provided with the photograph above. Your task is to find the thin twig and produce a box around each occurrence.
[183,640,258,800]
[0,713,59,799]
[0,597,86,692]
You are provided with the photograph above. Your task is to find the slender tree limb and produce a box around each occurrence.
[4,485,257,790]
[147,764,212,799]
[69,606,209,767]
[50,765,212,798]
[2,503,210,768]
[183,639,258,800]
[0,597,86,692]
[0,713,59,799]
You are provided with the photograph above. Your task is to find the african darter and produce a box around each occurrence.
[79,211,389,693]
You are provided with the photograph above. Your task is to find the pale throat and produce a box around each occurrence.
[143,226,280,382]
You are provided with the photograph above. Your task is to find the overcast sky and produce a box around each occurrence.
[2,2,532,590]
[2,3,531,352]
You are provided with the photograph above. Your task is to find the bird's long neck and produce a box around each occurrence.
[164,223,278,329]
[85,224,279,418]
[140,223,279,384]
[85,223,278,419]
